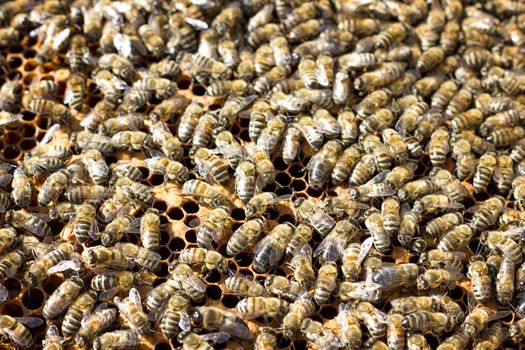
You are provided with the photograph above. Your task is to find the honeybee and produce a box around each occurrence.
[237,296,289,320]
[98,54,134,81]
[356,89,392,120]
[159,293,190,339]
[0,79,21,113]
[194,206,230,250]
[286,224,314,257]
[179,247,228,274]
[191,147,230,186]
[248,146,277,191]
[43,276,83,319]
[495,256,514,304]
[471,197,506,232]
[82,246,134,270]
[355,302,388,339]
[360,108,397,135]
[282,127,301,164]
[179,332,229,350]
[98,114,144,136]
[416,194,464,215]
[257,116,286,153]
[364,208,391,253]
[339,52,378,71]
[252,223,294,273]
[402,311,452,333]
[113,242,161,272]
[473,322,504,350]
[245,192,286,218]
[226,218,264,256]
[264,275,304,302]
[355,62,407,93]
[42,324,63,350]
[114,288,150,336]
[462,306,509,337]
[93,329,139,350]
[510,318,525,342]
[177,102,206,143]
[294,116,323,150]
[100,215,135,247]
[144,156,189,185]
[191,307,252,340]
[416,268,462,291]
[281,293,316,338]
[169,263,208,304]
[425,212,463,237]
[149,58,180,79]
[301,317,343,350]
[71,130,115,154]
[481,230,523,264]
[111,131,155,152]
[63,74,85,111]
[372,263,420,291]
[290,244,316,289]
[314,219,356,263]
[437,224,474,252]
[407,334,431,350]
[0,315,43,349]
[23,95,70,125]
[6,210,52,238]
[114,177,153,206]
[254,328,277,350]
[427,127,450,168]
[225,274,266,297]
[191,53,231,80]
[138,24,165,57]
[472,152,497,193]
[468,257,491,304]
[0,228,16,256]
[62,290,98,338]
[81,149,109,186]
[294,197,335,236]
[75,308,117,347]
[11,168,31,208]
[397,202,423,247]
[70,202,98,243]
[487,126,525,147]
[314,261,338,305]
[431,80,459,110]
[308,140,344,188]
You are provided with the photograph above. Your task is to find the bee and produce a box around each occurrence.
[314,261,338,305]
[192,53,231,80]
[0,315,43,349]
[264,275,303,301]
[170,263,208,304]
[372,263,420,291]
[425,212,463,237]
[248,100,272,142]
[183,179,229,209]
[149,121,184,161]
[294,116,323,150]
[98,54,134,81]
[437,222,473,252]
[472,152,497,193]
[111,131,155,152]
[416,269,462,291]
[144,157,189,186]
[360,108,397,135]
[93,329,139,350]
[79,149,109,186]
[282,126,301,164]
[113,288,149,336]
[471,197,506,232]
[487,126,525,147]
[307,140,344,188]
[314,219,356,263]
[257,116,286,153]
[179,247,228,275]
[6,210,52,238]
[62,73,86,111]
[179,332,227,350]
[190,147,229,186]
[407,334,431,350]
[237,296,289,320]
[100,214,135,247]
[418,249,465,271]
[195,206,230,250]
[235,50,255,82]
[82,246,134,270]
[114,177,153,206]
[338,52,378,71]
[334,304,361,349]
[98,114,144,136]
[149,95,190,123]
[416,194,464,215]
[218,95,256,129]
[355,302,388,339]
[374,22,407,49]
[417,46,445,73]
[401,311,452,334]
[43,276,83,319]
[473,322,504,350]
[431,80,459,110]
[225,274,266,297]
[42,324,63,350]
[62,290,98,338]
[24,95,70,125]
[252,223,294,273]
[71,130,115,155]
[208,79,250,96]
[427,127,450,168]
[285,224,313,258]
[287,243,315,289]
[226,218,264,256]
[389,296,438,315]
[380,197,400,234]
[479,110,522,137]
[114,242,161,272]
[386,314,405,350]
[495,256,515,304]
[159,293,190,339]
[149,58,180,79]
[462,306,509,337]
[294,197,335,236]
[75,308,117,347]
[245,192,285,218]
[355,63,407,92]
[254,328,277,350]
[70,202,98,243]
[37,168,70,207]
[0,227,16,256]
[280,292,316,338]
[301,317,343,350]
[357,89,392,120]
[468,257,491,304]
[481,230,522,264]
[11,168,31,208]
[138,24,165,57]
[177,102,205,143]
[191,307,252,340]
[510,319,525,342]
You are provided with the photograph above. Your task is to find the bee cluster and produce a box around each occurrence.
[0,0,525,349]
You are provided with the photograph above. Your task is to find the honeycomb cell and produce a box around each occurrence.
[306,187,323,198]
[159,246,171,260]
[0,302,23,317]
[149,173,164,186]
[154,201,168,212]
[23,49,37,58]
[291,179,306,192]
[169,237,186,251]
[183,201,200,214]
[154,343,170,350]
[22,288,44,310]
[221,294,239,308]
[205,270,222,283]
[206,285,222,300]
[192,84,206,96]
[319,305,337,319]
[289,164,305,178]
[239,129,250,142]
[3,278,20,299]
[278,214,295,225]
[8,56,22,69]
[231,208,245,221]
[6,131,21,145]
[23,60,37,72]
[235,253,252,267]
[276,172,291,186]
[42,275,63,295]
[3,146,20,159]
[167,207,184,220]
[176,78,191,90]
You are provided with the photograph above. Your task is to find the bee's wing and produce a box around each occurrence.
[46,324,59,337]
[358,237,375,265]
[47,259,83,274]
[0,284,8,302]
[14,317,44,328]
[200,332,231,344]
[178,312,192,332]
[129,287,142,307]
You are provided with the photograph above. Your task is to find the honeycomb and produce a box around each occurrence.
[0,0,524,349]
